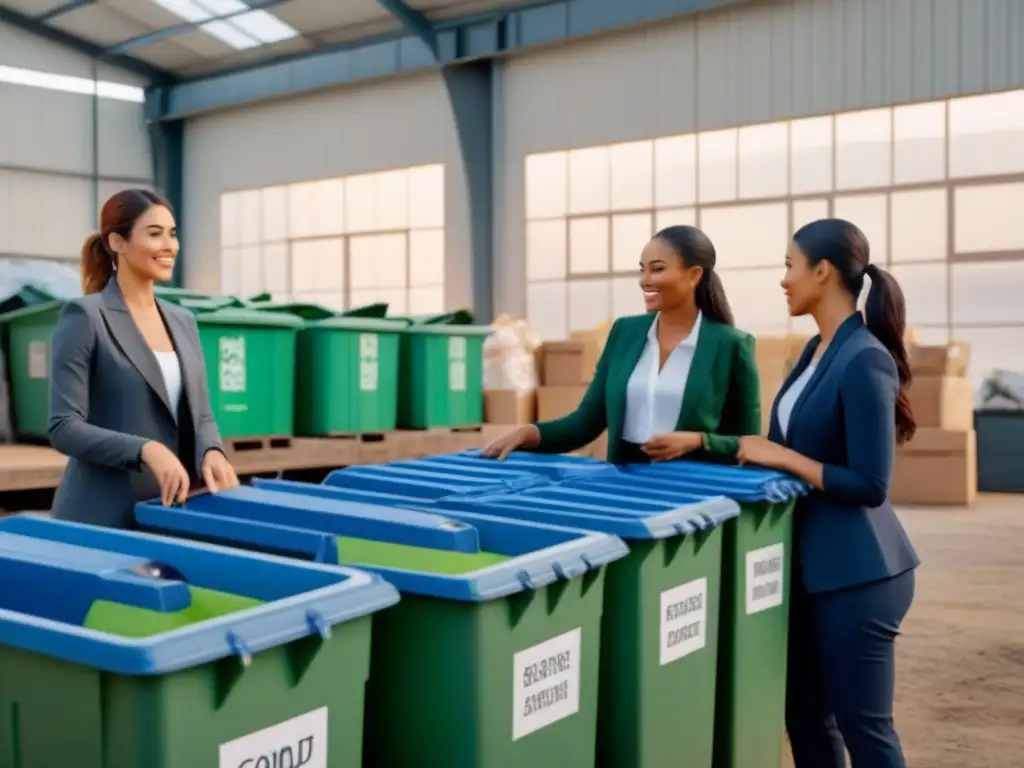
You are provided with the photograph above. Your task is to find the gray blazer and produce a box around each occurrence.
[48,279,225,528]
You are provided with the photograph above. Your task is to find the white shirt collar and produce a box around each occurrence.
[648,311,703,349]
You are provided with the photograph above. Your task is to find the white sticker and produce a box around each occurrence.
[359,333,379,392]
[219,707,327,768]
[359,333,378,359]
[512,628,581,741]
[448,360,467,392]
[28,341,48,380]
[659,577,708,665]
[448,336,466,360]
[745,543,785,615]
[218,336,247,394]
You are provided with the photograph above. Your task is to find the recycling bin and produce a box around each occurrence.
[320,459,740,768]
[585,461,802,768]
[397,311,491,429]
[134,484,628,768]
[0,299,65,439]
[0,513,398,768]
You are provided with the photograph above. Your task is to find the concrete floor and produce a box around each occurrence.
[782,494,1024,767]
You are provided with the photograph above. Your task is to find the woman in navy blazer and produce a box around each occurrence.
[737,218,919,768]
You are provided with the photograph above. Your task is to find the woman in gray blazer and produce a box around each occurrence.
[48,188,240,529]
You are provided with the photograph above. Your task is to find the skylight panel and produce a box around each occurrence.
[150,0,298,51]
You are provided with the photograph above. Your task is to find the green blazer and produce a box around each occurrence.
[535,314,761,464]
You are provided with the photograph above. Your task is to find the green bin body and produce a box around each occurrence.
[398,321,491,429]
[713,500,795,768]
[0,300,65,439]
[193,308,302,438]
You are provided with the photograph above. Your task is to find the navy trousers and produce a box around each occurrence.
[786,568,916,768]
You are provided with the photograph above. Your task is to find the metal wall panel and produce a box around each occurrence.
[181,73,470,304]
[0,17,94,77]
[495,0,1024,316]
[0,83,93,175]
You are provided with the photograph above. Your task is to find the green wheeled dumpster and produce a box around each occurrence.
[397,310,491,429]
[0,299,65,439]
[326,458,741,768]
[134,482,629,768]
[0,513,398,767]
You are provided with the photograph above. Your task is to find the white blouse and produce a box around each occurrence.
[776,363,816,439]
[153,350,183,421]
[621,313,702,444]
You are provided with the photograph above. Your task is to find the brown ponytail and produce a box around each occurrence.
[863,263,916,444]
[84,188,171,295]
[81,232,114,295]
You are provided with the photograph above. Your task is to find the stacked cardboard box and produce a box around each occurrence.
[536,338,609,459]
[890,341,977,506]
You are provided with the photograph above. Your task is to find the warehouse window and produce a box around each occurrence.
[219,163,444,314]
[0,65,143,102]
[150,0,299,50]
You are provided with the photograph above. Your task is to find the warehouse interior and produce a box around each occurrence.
[0,0,1023,765]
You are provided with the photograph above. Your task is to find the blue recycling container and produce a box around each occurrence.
[135,485,628,768]
[0,514,398,768]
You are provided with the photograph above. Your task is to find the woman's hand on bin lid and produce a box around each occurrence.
[201,449,240,494]
[480,424,541,461]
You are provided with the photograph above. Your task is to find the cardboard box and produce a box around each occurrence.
[537,385,587,422]
[911,341,970,377]
[484,389,536,425]
[569,325,611,382]
[539,341,586,386]
[891,428,977,506]
[909,376,974,430]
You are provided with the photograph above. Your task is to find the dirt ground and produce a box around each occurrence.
[782,494,1024,767]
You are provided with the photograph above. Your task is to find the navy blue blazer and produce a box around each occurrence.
[769,313,920,594]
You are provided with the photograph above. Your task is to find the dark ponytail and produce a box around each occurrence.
[83,188,170,295]
[654,225,734,326]
[792,218,916,444]
[81,232,113,295]
[863,263,915,444]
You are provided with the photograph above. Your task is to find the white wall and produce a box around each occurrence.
[0,20,152,265]
[182,72,472,310]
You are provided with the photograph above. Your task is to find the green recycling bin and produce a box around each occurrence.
[0,299,65,439]
[397,311,491,429]
[0,513,399,768]
[191,307,302,439]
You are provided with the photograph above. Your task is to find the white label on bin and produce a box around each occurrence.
[219,706,327,768]
[448,360,466,392]
[219,336,247,394]
[745,543,785,615]
[28,341,48,379]
[448,336,466,360]
[659,577,708,665]
[512,627,581,741]
[359,333,379,392]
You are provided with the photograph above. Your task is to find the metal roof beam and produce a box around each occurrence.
[147,0,746,120]
[375,0,438,58]
[35,0,94,22]
[0,4,175,83]
[104,0,291,54]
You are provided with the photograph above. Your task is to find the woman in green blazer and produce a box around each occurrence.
[483,225,761,465]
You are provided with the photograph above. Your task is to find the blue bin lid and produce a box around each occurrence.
[136,485,627,603]
[444,451,610,481]
[606,462,808,503]
[323,463,548,499]
[0,515,398,676]
[443,485,740,540]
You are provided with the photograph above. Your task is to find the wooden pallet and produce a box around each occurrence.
[225,435,294,454]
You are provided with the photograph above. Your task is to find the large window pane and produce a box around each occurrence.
[718,268,788,333]
[373,170,408,230]
[262,242,288,293]
[893,101,945,184]
[949,326,1023,390]
[611,213,652,272]
[951,260,1024,324]
[655,208,696,231]
[261,187,288,242]
[220,194,239,247]
[236,190,262,245]
[569,280,611,332]
[569,217,610,274]
[738,122,788,200]
[834,194,888,265]
[699,203,788,268]
[654,134,697,207]
[526,219,567,280]
[344,173,375,233]
[292,239,344,293]
[311,178,345,236]
[409,286,445,315]
[954,183,1024,254]
[698,129,738,203]
[792,199,829,232]
[836,108,891,190]
[349,234,407,289]
[949,89,1024,178]
[528,281,568,340]
[891,189,946,263]
[568,147,610,214]
[612,276,643,318]
[288,181,318,239]
[610,141,654,210]
[889,263,948,326]
[790,117,833,194]
[526,152,568,220]
[237,245,262,296]
[221,246,240,293]
[408,164,444,228]
[409,229,444,287]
